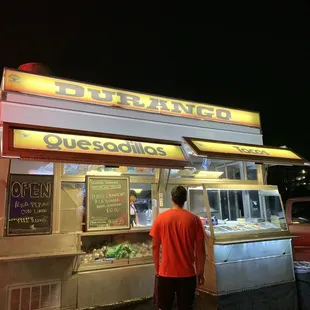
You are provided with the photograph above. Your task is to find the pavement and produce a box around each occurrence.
[95,298,177,310]
[109,299,156,309]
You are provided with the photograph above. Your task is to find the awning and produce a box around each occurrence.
[2,123,189,168]
[183,137,308,166]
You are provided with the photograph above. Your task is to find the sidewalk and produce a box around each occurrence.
[96,298,178,310]
[96,298,157,310]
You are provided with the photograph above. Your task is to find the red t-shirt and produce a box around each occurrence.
[150,208,205,278]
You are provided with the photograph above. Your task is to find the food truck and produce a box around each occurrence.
[0,66,307,310]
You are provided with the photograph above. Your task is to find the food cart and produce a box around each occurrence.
[0,67,307,310]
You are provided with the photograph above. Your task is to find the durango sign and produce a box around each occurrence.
[2,68,261,128]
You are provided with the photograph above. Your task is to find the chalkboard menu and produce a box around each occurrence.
[7,174,53,236]
[86,176,130,231]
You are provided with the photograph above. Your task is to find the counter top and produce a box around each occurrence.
[81,228,151,237]
[0,251,86,262]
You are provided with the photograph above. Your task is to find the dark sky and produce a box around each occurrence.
[1,8,309,158]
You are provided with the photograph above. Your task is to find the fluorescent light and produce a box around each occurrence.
[86,171,121,176]
[132,188,143,194]
[194,171,223,179]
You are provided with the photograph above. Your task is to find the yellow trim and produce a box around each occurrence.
[13,129,186,161]
[192,140,302,160]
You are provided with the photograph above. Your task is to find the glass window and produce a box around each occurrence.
[226,163,242,179]
[168,143,244,180]
[188,188,243,220]
[170,143,260,181]
[170,159,242,180]
[292,201,310,224]
[246,162,258,180]
[130,183,152,227]
[10,160,54,175]
[187,187,286,238]
[188,187,208,217]
[63,164,155,177]
[61,182,86,231]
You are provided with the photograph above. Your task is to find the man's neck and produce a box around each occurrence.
[172,203,183,210]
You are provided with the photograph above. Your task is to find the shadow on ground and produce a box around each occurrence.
[95,298,156,310]
[95,298,178,310]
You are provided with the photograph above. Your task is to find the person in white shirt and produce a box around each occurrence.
[130,190,139,227]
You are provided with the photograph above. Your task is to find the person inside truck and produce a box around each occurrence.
[129,190,139,227]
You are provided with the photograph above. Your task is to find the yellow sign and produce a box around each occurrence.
[190,139,302,161]
[3,69,261,128]
[13,129,186,161]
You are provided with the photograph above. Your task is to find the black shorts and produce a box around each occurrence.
[155,275,196,310]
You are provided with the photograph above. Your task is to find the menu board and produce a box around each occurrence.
[86,176,130,231]
[6,174,53,236]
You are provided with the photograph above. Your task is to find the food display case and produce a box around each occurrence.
[188,184,288,243]
[79,231,152,271]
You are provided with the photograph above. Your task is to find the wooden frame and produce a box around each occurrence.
[85,176,130,232]
[6,174,54,236]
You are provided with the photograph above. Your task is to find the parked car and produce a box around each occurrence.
[286,197,310,261]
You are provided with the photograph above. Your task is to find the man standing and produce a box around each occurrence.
[150,186,206,310]
[129,190,139,227]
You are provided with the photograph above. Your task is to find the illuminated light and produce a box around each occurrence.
[301,169,306,174]
[190,140,302,161]
[12,129,186,161]
[3,68,261,127]
[132,189,143,194]
[194,171,224,179]
[86,171,121,176]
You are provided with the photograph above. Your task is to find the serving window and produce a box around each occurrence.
[60,163,155,232]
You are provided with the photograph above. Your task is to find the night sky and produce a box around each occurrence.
[1,12,309,159]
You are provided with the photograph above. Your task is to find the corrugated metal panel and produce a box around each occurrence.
[1,101,263,146]
[4,92,261,135]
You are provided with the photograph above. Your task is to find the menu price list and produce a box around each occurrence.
[86,176,129,231]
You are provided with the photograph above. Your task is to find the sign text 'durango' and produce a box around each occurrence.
[55,81,232,122]
[3,69,261,127]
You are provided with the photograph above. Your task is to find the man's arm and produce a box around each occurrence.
[195,218,206,284]
[195,238,206,284]
[152,237,161,274]
[150,219,161,274]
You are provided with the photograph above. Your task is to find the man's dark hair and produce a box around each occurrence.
[130,190,137,198]
[171,186,187,207]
